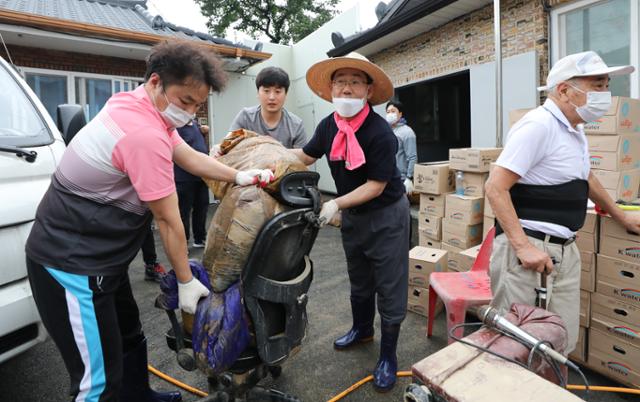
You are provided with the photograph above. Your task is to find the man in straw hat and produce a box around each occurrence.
[292,52,409,392]
[485,50,640,353]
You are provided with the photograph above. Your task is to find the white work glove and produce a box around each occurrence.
[235,169,275,187]
[210,143,222,158]
[318,199,340,227]
[403,178,414,194]
[178,277,210,314]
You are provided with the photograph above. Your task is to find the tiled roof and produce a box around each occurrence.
[0,0,244,48]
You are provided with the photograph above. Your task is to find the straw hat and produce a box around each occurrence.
[306,52,394,105]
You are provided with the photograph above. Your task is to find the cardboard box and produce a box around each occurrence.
[588,347,640,387]
[441,243,464,270]
[408,285,443,317]
[483,215,494,239]
[442,230,482,250]
[442,218,482,239]
[419,193,448,217]
[413,162,455,194]
[596,278,640,309]
[600,235,640,265]
[418,235,441,249]
[589,328,640,379]
[591,310,640,349]
[569,326,588,363]
[583,96,640,135]
[580,251,596,292]
[575,230,597,253]
[597,254,640,290]
[592,169,640,202]
[449,148,502,172]
[508,108,534,128]
[591,292,640,328]
[418,212,442,240]
[581,210,598,234]
[456,171,488,197]
[454,244,481,272]
[600,212,640,242]
[408,247,447,287]
[587,134,640,171]
[580,290,590,328]
[445,194,483,224]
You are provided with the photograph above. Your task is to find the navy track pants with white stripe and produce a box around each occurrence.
[27,257,144,402]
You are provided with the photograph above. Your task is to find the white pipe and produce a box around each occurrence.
[494,0,503,147]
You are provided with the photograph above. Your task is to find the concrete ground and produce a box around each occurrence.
[0,204,635,401]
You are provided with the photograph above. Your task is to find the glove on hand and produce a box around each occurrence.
[178,277,210,314]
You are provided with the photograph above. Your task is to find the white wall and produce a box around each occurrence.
[469,51,539,147]
[211,6,364,193]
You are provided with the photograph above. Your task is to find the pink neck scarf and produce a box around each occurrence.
[330,103,370,170]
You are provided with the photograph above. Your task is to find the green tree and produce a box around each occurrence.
[195,0,340,44]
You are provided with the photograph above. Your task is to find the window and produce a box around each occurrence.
[25,74,68,120]
[0,64,51,147]
[21,67,143,122]
[552,0,639,97]
[75,77,112,121]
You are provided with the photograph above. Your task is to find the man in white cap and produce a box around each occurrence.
[485,51,640,353]
[292,52,409,392]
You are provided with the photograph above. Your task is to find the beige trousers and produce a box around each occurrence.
[489,233,581,354]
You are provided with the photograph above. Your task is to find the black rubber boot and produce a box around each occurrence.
[334,297,375,350]
[373,322,400,392]
[119,337,182,402]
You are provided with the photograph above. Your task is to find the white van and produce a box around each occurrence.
[0,55,82,363]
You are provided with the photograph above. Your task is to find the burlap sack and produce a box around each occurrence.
[202,130,307,292]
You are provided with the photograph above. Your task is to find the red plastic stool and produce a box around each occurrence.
[427,227,495,343]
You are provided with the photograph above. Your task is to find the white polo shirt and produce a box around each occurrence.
[495,98,590,238]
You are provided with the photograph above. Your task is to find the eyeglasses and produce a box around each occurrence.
[332,79,368,89]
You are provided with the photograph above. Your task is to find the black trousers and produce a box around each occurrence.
[140,224,157,265]
[176,180,209,243]
[340,196,410,325]
[27,258,144,401]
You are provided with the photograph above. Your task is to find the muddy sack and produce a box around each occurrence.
[202,130,307,292]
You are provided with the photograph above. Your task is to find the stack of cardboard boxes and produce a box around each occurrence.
[413,162,455,249]
[406,162,453,316]
[443,148,501,271]
[570,211,640,388]
[406,149,500,317]
[569,97,640,388]
[587,97,640,203]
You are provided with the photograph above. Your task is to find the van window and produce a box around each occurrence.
[0,64,53,148]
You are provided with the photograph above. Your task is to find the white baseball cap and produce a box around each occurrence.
[538,51,635,91]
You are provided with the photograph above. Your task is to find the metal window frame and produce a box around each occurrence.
[550,0,638,97]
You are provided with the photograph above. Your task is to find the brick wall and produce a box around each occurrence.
[6,44,146,77]
[369,0,575,89]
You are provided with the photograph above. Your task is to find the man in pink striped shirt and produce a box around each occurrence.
[25,40,272,402]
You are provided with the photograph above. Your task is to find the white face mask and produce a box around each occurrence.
[156,90,195,128]
[385,112,398,125]
[568,84,612,123]
[332,97,366,118]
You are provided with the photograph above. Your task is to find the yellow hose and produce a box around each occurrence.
[326,371,412,402]
[148,365,640,400]
[148,365,208,397]
[566,384,640,395]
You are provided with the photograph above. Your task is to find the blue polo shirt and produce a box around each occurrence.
[175,120,208,182]
[303,106,404,212]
